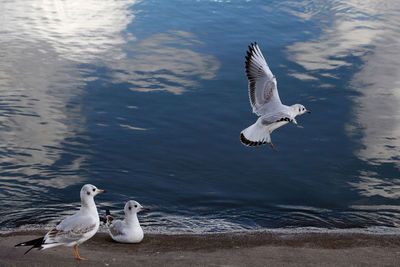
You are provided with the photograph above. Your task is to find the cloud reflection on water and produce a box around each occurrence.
[108,30,220,95]
[0,0,137,64]
[0,0,220,227]
[285,0,400,198]
[0,0,141,194]
[349,171,400,199]
[286,1,381,73]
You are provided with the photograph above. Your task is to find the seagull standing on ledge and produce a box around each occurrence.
[106,200,148,243]
[240,42,310,151]
[15,184,105,261]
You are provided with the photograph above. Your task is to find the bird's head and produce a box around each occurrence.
[291,104,311,116]
[80,184,104,201]
[124,200,148,216]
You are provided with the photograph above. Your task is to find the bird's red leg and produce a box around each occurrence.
[269,142,278,152]
[74,244,88,261]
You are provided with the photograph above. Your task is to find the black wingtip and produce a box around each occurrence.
[246,42,259,59]
[106,209,111,216]
[15,237,44,255]
[15,237,44,247]
[24,246,35,255]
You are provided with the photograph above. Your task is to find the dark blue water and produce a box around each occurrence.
[1,0,400,233]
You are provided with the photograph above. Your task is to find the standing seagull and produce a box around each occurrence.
[15,184,104,260]
[240,42,310,151]
[106,200,148,243]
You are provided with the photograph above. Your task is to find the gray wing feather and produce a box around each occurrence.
[261,112,292,125]
[44,224,97,244]
[43,213,97,245]
[245,43,282,115]
[108,220,125,237]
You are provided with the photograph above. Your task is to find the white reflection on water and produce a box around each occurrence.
[349,171,400,199]
[286,1,382,73]
[285,0,400,197]
[108,30,220,95]
[0,40,87,192]
[0,0,140,192]
[0,0,219,195]
[1,0,137,64]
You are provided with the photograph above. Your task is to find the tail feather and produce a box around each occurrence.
[15,237,44,247]
[240,120,270,147]
[106,215,115,225]
[15,237,44,255]
[100,209,111,223]
[240,132,266,146]
[23,245,39,255]
[105,209,115,226]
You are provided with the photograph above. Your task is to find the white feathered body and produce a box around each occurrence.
[15,184,104,259]
[241,106,295,145]
[106,200,146,244]
[240,43,309,148]
[107,216,143,243]
[107,218,143,243]
[41,209,100,250]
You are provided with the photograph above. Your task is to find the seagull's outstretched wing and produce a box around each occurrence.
[245,42,282,116]
[240,112,291,146]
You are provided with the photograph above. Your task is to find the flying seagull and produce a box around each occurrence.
[15,184,105,261]
[106,200,148,243]
[240,42,310,151]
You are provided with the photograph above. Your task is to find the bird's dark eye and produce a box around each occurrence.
[92,188,96,192]
[299,108,301,112]
[87,192,90,195]
[134,205,138,208]
[128,207,131,210]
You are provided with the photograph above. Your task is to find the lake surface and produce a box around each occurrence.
[1,0,400,233]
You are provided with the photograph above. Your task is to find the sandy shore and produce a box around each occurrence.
[1,231,400,266]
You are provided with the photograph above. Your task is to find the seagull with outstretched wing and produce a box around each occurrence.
[240,42,310,151]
